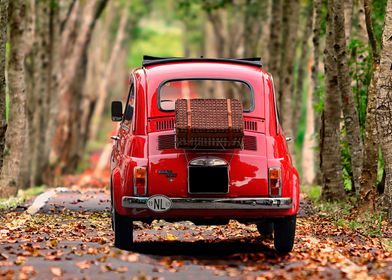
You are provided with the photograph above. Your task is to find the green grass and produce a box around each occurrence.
[301,185,322,202]
[0,185,46,210]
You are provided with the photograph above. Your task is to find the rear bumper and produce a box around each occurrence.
[122,196,292,210]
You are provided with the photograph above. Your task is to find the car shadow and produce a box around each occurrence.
[132,237,277,258]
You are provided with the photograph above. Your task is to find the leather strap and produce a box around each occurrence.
[227,99,233,143]
[187,99,191,145]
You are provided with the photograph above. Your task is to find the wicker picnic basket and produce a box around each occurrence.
[175,99,244,149]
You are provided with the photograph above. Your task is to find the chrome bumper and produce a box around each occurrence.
[122,196,292,210]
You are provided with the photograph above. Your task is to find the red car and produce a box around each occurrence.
[110,56,300,253]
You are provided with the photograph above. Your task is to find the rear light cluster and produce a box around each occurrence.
[268,167,282,197]
[133,166,147,196]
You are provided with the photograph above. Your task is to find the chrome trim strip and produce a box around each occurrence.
[122,197,292,210]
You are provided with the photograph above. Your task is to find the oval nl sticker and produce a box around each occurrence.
[147,195,172,212]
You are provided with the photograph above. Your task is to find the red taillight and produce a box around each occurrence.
[133,167,147,196]
[269,167,281,197]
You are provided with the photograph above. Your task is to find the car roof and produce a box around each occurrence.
[142,55,263,67]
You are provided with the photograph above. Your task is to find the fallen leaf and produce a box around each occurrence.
[166,233,177,241]
[76,260,91,270]
[50,267,62,277]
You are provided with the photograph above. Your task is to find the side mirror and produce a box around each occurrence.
[124,105,134,121]
[111,101,123,122]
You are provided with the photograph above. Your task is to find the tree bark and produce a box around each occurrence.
[344,0,353,42]
[376,0,392,223]
[280,0,299,153]
[243,0,264,57]
[302,56,316,185]
[0,0,27,198]
[293,0,313,136]
[321,0,345,201]
[355,0,368,45]
[30,0,51,186]
[42,1,61,185]
[89,7,129,141]
[50,0,107,175]
[267,0,282,97]
[312,0,322,185]
[359,0,381,211]
[0,0,8,171]
[333,0,363,193]
[205,10,226,57]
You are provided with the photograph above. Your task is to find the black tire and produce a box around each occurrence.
[256,221,274,237]
[111,184,133,250]
[273,215,296,253]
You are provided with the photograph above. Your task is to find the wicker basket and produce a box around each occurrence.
[175,99,244,149]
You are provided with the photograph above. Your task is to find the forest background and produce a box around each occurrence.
[0,0,391,225]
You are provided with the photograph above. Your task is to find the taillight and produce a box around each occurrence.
[269,167,281,197]
[133,167,147,196]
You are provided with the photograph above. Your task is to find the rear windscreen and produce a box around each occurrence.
[159,79,253,111]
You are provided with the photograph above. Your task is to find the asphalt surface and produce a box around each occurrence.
[3,188,384,280]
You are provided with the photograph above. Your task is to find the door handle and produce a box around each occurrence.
[111,136,120,141]
[285,136,293,142]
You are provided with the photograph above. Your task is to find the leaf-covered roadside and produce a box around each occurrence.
[0,210,391,279]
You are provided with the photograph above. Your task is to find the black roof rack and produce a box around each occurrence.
[142,55,262,67]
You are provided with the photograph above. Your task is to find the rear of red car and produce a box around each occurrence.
[110,57,300,253]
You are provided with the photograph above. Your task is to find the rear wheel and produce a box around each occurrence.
[273,215,296,253]
[111,184,133,250]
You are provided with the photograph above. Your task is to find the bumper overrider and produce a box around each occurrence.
[122,195,293,212]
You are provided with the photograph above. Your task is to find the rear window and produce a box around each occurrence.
[159,79,253,111]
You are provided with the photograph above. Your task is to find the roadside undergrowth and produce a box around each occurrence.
[302,185,391,251]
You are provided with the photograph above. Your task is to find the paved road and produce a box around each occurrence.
[0,188,390,279]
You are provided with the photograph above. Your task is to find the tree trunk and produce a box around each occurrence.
[50,0,107,175]
[302,56,316,185]
[333,0,363,193]
[30,0,50,186]
[355,0,368,45]
[41,1,61,186]
[205,10,226,57]
[267,0,282,96]
[293,0,313,136]
[89,7,129,141]
[280,0,299,153]
[376,0,392,223]
[20,0,35,189]
[358,0,381,211]
[0,0,8,171]
[344,0,353,42]
[243,0,264,57]
[312,0,322,185]
[259,0,271,66]
[321,0,345,201]
[0,0,27,198]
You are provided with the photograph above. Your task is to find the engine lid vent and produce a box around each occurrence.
[154,119,175,131]
[244,120,258,131]
[243,135,257,151]
[158,134,175,150]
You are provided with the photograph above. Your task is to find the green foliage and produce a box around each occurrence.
[347,38,371,133]
[314,72,325,113]
[302,185,322,202]
[319,0,328,37]
[128,22,183,68]
[340,133,353,192]
[372,0,388,48]
[378,147,384,184]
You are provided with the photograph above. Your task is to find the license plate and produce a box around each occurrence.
[147,195,172,212]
